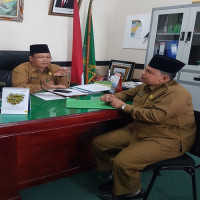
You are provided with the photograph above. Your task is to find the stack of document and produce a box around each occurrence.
[122,81,143,89]
[33,83,111,101]
[73,83,110,94]
[33,88,87,101]
[94,81,112,87]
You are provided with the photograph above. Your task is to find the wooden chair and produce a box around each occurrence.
[141,111,200,200]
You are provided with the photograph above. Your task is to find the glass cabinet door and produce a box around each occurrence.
[146,8,189,65]
[145,5,200,88]
[154,13,183,58]
[188,12,200,68]
[180,7,200,71]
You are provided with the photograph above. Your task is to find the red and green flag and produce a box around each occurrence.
[83,0,96,84]
[71,0,83,85]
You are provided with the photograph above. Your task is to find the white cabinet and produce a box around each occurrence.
[145,4,200,111]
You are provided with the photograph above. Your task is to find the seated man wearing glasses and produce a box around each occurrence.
[12,44,70,94]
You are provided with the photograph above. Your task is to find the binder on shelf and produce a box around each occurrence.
[158,15,168,33]
[159,41,166,55]
[154,43,159,55]
[167,40,178,58]
[1,87,30,114]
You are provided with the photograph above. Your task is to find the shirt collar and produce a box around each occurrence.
[144,80,175,92]
[30,62,50,73]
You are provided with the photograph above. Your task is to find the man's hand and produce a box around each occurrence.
[109,96,126,109]
[100,94,125,109]
[100,94,115,102]
[54,67,68,77]
[41,81,66,90]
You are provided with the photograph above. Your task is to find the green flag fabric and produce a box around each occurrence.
[83,2,96,84]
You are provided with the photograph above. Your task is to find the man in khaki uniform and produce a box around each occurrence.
[12,44,70,94]
[92,55,196,200]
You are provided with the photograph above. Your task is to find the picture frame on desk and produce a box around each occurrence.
[0,0,24,22]
[49,0,82,17]
[109,60,135,81]
[130,63,144,81]
[110,65,130,82]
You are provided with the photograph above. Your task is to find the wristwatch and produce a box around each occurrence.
[121,104,126,110]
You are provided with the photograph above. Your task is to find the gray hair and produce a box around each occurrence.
[160,70,176,80]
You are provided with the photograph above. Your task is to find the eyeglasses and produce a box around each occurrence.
[32,56,52,60]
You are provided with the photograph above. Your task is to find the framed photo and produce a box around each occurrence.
[192,0,200,3]
[49,0,82,17]
[110,60,135,81]
[130,63,144,81]
[0,0,24,22]
[110,65,130,82]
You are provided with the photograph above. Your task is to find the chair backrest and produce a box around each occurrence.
[0,50,29,70]
[0,70,12,91]
[0,51,29,92]
[189,111,200,157]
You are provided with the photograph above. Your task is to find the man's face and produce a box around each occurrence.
[29,53,52,70]
[140,65,168,86]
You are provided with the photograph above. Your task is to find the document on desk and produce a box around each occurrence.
[122,81,143,89]
[66,98,116,109]
[73,83,110,94]
[33,88,87,101]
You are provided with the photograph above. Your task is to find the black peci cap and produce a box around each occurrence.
[30,44,50,55]
[148,54,185,73]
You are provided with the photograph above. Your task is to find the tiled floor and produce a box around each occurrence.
[20,167,200,200]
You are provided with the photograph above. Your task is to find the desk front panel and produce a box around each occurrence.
[0,94,110,124]
[16,110,129,189]
[0,95,131,200]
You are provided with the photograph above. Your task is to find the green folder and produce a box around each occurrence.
[66,98,116,109]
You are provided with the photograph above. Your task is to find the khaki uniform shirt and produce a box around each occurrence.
[115,80,196,152]
[12,62,70,94]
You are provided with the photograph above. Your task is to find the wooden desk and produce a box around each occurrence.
[0,95,130,200]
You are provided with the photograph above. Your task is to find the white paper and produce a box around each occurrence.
[33,88,87,101]
[123,13,151,49]
[1,87,30,114]
[33,92,64,101]
[73,83,110,93]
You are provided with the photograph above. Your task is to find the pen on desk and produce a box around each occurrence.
[44,89,68,98]
[44,89,88,98]
[43,79,68,97]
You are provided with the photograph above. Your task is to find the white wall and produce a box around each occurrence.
[0,0,192,63]
[0,0,116,61]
